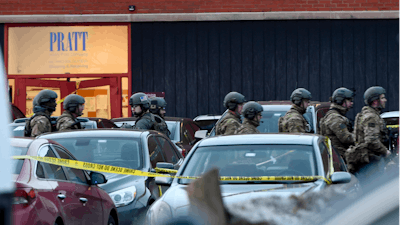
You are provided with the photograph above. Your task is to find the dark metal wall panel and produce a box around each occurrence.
[131,20,399,119]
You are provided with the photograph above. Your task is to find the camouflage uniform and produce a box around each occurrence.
[236,118,260,134]
[345,106,388,174]
[28,112,53,137]
[215,111,241,136]
[279,104,308,133]
[56,111,82,131]
[319,104,355,158]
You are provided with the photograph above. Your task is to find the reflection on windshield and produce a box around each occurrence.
[53,137,143,170]
[180,145,317,184]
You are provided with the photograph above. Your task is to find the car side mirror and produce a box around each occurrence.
[331,172,351,184]
[156,162,174,169]
[195,130,207,140]
[90,172,107,185]
[155,162,174,186]
[155,177,173,186]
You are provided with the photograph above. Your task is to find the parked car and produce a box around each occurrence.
[11,137,118,225]
[193,114,221,133]
[10,117,101,137]
[38,129,184,225]
[88,117,119,128]
[381,111,399,154]
[205,101,330,137]
[146,133,359,224]
[112,116,201,157]
[11,104,25,122]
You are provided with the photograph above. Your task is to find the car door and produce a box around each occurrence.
[52,145,105,225]
[147,135,165,198]
[36,144,76,225]
[155,136,183,169]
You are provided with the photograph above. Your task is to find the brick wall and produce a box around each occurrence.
[0,0,398,15]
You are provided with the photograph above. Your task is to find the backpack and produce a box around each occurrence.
[24,113,56,137]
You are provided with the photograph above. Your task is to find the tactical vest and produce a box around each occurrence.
[154,115,171,137]
[24,112,56,137]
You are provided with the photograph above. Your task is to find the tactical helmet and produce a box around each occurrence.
[150,97,167,115]
[242,101,263,120]
[223,92,246,110]
[32,89,58,112]
[290,88,312,106]
[364,86,386,105]
[332,87,355,105]
[64,94,85,112]
[129,92,150,110]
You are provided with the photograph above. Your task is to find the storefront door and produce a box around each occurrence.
[13,77,121,119]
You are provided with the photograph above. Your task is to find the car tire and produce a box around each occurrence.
[107,215,116,225]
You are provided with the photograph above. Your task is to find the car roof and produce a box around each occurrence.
[193,114,222,121]
[381,111,399,119]
[37,128,156,139]
[197,133,320,147]
[10,137,34,148]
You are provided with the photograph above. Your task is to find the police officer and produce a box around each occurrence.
[149,97,171,137]
[56,94,85,131]
[236,101,263,134]
[215,91,246,136]
[346,86,390,179]
[25,89,58,137]
[320,87,355,159]
[279,88,312,133]
[129,92,158,130]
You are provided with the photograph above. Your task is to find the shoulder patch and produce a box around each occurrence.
[368,123,375,128]
[339,123,346,129]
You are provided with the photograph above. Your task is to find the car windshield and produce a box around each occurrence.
[51,137,143,171]
[179,144,317,184]
[258,111,287,133]
[10,146,28,174]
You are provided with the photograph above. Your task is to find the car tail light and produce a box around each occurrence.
[13,188,36,205]
[181,149,186,157]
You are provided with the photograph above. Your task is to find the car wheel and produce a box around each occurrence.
[107,215,116,225]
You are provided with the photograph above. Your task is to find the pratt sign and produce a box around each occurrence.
[8,26,128,75]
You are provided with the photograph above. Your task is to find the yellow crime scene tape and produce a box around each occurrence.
[12,155,332,185]
[387,125,399,128]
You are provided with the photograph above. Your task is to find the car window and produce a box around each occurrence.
[156,136,179,164]
[11,146,28,174]
[165,121,177,140]
[53,145,88,184]
[316,107,329,131]
[180,144,317,184]
[148,136,165,168]
[258,111,287,133]
[319,142,329,176]
[331,146,347,172]
[37,145,67,180]
[183,121,197,145]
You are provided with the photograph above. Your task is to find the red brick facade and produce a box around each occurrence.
[0,0,398,15]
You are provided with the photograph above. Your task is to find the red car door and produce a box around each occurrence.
[53,145,105,225]
[36,145,77,224]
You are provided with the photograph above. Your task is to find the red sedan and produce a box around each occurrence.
[11,137,119,225]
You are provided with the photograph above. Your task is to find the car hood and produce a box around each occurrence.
[99,173,145,193]
[163,183,317,216]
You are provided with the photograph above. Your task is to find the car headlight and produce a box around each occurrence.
[149,200,173,224]
[109,186,137,207]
